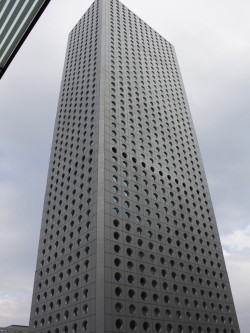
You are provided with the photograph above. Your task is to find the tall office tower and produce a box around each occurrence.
[29,0,240,332]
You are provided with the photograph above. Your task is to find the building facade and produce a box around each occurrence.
[29,0,240,332]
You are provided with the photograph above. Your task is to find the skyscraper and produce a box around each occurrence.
[29,0,240,332]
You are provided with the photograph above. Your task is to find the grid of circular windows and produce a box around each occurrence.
[29,0,239,332]
[103,0,239,332]
[30,1,101,332]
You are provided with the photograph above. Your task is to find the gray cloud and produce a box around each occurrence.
[223,251,250,333]
[0,0,249,331]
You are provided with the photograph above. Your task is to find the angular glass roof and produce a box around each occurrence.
[0,0,50,79]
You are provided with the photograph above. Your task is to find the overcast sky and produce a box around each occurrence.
[0,0,249,331]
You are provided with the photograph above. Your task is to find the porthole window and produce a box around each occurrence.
[155,323,161,332]
[141,291,147,300]
[130,320,137,330]
[128,289,135,298]
[115,272,122,281]
[143,322,150,331]
[129,304,136,314]
[115,287,122,296]
[128,275,134,283]
[82,321,88,331]
[124,201,130,208]
[112,175,118,182]
[72,324,77,333]
[123,180,129,187]
[115,302,122,312]
[113,185,118,192]
[113,207,119,215]
[167,324,173,333]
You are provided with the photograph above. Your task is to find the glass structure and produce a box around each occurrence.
[29,0,240,332]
